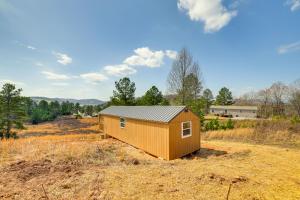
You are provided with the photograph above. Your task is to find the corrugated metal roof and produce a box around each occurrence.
[99,106,186,123]
[210,105,258,110]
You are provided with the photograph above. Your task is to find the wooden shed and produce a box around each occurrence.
[99,106,200,160]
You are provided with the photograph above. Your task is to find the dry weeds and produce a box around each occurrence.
[0,117,299,199]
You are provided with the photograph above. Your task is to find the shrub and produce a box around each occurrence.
[291,116,300,124]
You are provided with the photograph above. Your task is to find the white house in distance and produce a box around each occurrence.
[210,105,258,118]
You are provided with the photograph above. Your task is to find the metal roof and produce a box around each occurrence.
[99,106,186,123]
[210,105,258,110]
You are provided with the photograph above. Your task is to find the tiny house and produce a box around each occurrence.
[99,106,200,160]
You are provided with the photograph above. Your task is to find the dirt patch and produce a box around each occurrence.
[197,173,249,185]
[6,159,79,182]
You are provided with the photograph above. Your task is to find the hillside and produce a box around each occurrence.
[1,117,299,199]
[31,96,105,106]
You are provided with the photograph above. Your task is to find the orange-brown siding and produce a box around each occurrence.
[100,109,200,160]
[169,110,201,160]
[101,115,170,159]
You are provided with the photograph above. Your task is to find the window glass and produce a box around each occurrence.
[120,118,126,128]
[182,121,192,138]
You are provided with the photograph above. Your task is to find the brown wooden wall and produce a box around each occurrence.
[100,109,200,160]
[169,110,200,160]
[101,115,170,160]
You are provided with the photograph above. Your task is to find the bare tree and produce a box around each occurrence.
[257,88,272,118]
[235,91,259,106]
[167,48,202,105]
[269,82,288,116]
[289,79,300,116]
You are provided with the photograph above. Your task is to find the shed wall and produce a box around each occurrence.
[101,115,170,160]
[169,110,200,160]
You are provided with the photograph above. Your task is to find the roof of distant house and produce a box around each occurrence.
[99,106,187,123]
[210,105,258,110]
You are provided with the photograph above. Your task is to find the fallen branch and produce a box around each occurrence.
[42,184,50,200]
[226,183,232,200]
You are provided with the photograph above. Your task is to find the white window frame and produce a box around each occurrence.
[181,121,192,138]
[120,117,126,128]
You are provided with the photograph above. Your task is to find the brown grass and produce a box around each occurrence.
[204,119,300,148]
[1,117,300,199]
[18,116,99,137]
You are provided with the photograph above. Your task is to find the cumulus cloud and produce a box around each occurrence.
[80,73,108,84]
[123,47,177,68]
[277,41,300,54]
[286,0,300,11]
[104,64,137,77]
[178,0,237,33]
[124,47,165,68]
[41,71,71,80]
[53,52,72,65]
[165,50,178,59]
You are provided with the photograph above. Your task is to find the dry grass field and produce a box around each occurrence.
[1,117,300,200]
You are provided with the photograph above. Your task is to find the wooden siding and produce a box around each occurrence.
[101,115,170,160]
[169,110,200,160]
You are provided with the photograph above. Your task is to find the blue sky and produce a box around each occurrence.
[0,0,300,100]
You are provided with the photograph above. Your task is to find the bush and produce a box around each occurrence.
[204,118,235,131]
[291,116,300,124]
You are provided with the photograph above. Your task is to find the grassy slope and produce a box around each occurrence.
[0,118,300,200]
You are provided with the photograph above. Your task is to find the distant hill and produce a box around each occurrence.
[31,97,105,106]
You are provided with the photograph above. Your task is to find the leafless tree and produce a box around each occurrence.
[167,48,203,105]
[288,79,300,116]
[269,82,288,116]
[235,91,259,106]
[257,88,272,118]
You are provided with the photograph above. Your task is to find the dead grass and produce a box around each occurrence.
[1,118,300,199]
[203,119,300,148]
[18,116,99,137]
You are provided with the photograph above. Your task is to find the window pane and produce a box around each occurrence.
[120,118,125,123]
[183,122,190,129]
[183,129,190,136]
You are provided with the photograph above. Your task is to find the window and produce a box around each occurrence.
[212,109,214,113]
[181,121,192,138]
[120,117,126,128]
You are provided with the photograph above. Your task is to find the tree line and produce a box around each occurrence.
[108,48,235,119]
[0,83,106,139]
[235,81,300,118]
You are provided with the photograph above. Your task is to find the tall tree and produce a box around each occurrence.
[0,83,26,139]
[216,87,234,105]
[202,88,214,114]
[269,82,288,116]
[111,77,136,105]
[167,48,202,105]
[289,79,300,116]
[257,88,272,118]
[139,86,165,105]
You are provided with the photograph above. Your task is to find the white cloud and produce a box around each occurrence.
[124,47,165,68]
[104,64,137,77]
[27,45,36,50]
[51,82,70,86]
[80,73,108,84]
[277,41,300,54]
[286,0,300,11]
[165,50,178,59]
[178,0,237,33]
[53,52,72,65]
[41,71,71,80]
